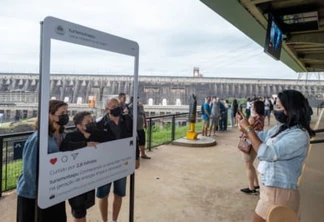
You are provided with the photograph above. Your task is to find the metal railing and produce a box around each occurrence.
[1,111,323,196]
[0,126,75,197]
[0,112,201,196]
[0,131,34,196]
[145,112,202,151]
[310,128,324,144]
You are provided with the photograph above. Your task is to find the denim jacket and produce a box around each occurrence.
[257,124,310,189]
[16,132,63,198]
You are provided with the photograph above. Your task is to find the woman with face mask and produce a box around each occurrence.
[237,90,315,222]
[16,100,69,222]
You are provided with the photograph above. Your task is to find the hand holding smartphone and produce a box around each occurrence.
[237,109,251,133]
[237,109,245,120]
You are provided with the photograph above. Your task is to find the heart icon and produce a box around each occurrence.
[50,158,57,165]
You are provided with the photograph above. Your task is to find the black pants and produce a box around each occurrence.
[17,195,66,222]
[69,190,95,219]
[219,112,227,131]
[246,108,251,119]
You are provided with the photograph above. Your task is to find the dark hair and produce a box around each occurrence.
[35,100,68,135]
[49,100,68,135]
[253,101,265,116]
[49,100,67,115]
[273,90,315,137]
[119,93,126,98]
[233,99,238,105]
[73,111,92,126]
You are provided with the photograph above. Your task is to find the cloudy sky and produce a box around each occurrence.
[0,0,299,79]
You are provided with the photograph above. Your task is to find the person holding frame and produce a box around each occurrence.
[16,100,69,222]
[96,98,140,222]
[60,111,112,222]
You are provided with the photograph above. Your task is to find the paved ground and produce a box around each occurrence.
[1,113,323,222]
[299,110,324,222]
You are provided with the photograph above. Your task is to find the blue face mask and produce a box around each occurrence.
[109,107,122,117]
[273,110,288,123]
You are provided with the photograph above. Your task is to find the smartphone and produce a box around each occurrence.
[237,109,245,120]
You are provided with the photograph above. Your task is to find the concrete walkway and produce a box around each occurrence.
[299,110,324,222]
[0,113,323,221]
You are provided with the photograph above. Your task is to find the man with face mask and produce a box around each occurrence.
[96,98,140,222]
[61,111,108,222]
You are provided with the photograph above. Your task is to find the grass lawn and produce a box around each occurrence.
[148,121,203,148]
[0,118,36,129]
[1,160,22,191]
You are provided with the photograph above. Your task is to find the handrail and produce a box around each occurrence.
[0,126,75,139]
[0,130,35,138]
[147,112,189,120]
[146,112,190,151]
[314,128,324,133]
[311,128,324,144]
[310,139,324,144]
[0,113,192,195]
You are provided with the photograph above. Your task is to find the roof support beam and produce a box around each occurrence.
[298,53,324,61]
[295,47,324,53]
[201,0,306,72]
[306,64,324,71]
[250,0,273,4]
[287,32,324,44]
[301,59,324,64]
[294,44,324,50]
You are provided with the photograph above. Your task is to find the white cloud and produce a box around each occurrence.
[0,0,297,79]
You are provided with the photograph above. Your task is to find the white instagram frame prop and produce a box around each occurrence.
[38,16,139,208]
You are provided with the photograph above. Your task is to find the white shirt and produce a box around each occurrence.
[246,101,251,109]
[264,99,270,110]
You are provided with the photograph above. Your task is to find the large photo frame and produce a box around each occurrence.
[38,16,139,209]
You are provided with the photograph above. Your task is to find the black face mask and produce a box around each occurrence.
[85,122,97,133]
[109,107,122,117]
[57,114,69,126]
[273,110,288,123]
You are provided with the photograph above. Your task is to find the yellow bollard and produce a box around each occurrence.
[187,122,198,140]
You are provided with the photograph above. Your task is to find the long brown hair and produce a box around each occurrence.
[35,100,68,135]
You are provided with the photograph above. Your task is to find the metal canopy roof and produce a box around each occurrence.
[201,0,324,72]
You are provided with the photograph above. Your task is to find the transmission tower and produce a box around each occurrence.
[193,67,204,77]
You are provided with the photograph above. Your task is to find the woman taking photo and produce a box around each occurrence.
[239,100,265,194]
[238,90,315,222]
[16,100,68,222]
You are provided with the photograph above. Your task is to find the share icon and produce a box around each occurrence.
[71,153,79,160]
